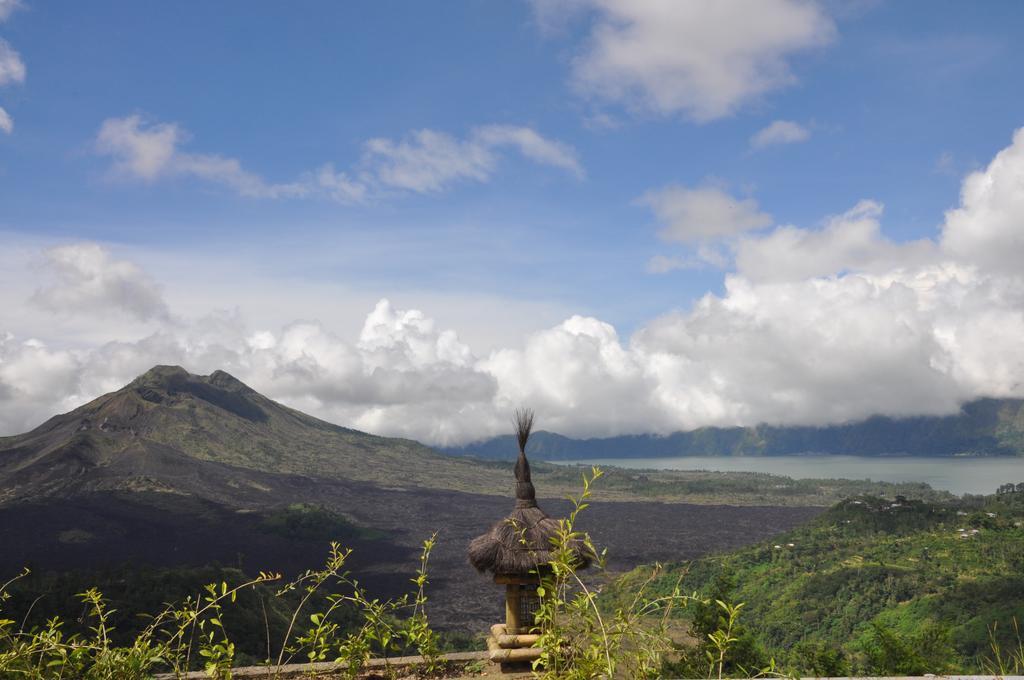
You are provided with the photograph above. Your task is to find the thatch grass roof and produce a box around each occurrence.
[468,408,592,576]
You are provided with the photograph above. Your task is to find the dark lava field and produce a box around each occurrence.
[0,480,821,633]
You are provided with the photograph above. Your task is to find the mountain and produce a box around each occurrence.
[0,364,508,503]
[444,397,1024,460]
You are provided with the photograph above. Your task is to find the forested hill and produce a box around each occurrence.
[612,486,1024,676]
[444,397,1024,460]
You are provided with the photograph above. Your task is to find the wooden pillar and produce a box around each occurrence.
[489,575,542,669]
[504,583,521,634]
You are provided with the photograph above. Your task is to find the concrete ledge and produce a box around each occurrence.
[157,660,1024,679]
[154,650,488,679]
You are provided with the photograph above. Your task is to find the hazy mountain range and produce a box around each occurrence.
[444,397,1024,460]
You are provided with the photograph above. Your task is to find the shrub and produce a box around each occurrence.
[0,536,442,679]
[532,468,678,678]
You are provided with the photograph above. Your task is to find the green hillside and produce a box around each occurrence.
[616,485,1024,674]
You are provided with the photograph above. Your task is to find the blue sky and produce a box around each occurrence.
[1,1,1024,443]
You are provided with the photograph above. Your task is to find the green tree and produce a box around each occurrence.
[791,639,849,677]
[862,621,958,675]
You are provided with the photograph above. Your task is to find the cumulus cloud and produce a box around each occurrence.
[0,334,85,434]
[733,200,937,282]
[642,185,773,243]
[632,267,991,428]
[0,39,24,86]
[8,128,1024,445]
[95,116,582,202]
[0,105,11,134]
[479,316,653,436]
[0,298,499,442]
[750,120,811,150]
[31,243,171,321]
[941,127,1024,274]
[535,0,835,121]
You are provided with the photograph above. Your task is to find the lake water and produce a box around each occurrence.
[555,455,1024,496]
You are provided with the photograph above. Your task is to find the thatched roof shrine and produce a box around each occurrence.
[468,408,592,576]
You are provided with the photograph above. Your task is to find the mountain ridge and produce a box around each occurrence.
[443,397,1024,460]
[0,364,507,503]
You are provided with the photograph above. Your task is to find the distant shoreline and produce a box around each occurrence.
[549,454,1024,496]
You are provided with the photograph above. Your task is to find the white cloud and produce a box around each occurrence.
[316,163,369,204]
[631,266,995,429]
[0,334,85,433]
[472,125,584,178]
[95,116,582,201]
[642,185,772,243]
[0,5,25,134]
[479,315,653,436]
[582,111,621,131]
[537,0,835,121]
[646,254,693,274]
[941,127,1024,274]
[96,116,179,180]
[0,298,500,443]
[2,256,1024,444]
[646,244,727,274]
[361,129,494,194]
[359,125,583,194]
[95,116,308,198]
[750,120,811,150]
[934,150,956,176]
[8,129,1024,445]
[0,38,25,86]
[31,243,170,322]
[733,200,937,282]
[0,0,21,22]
